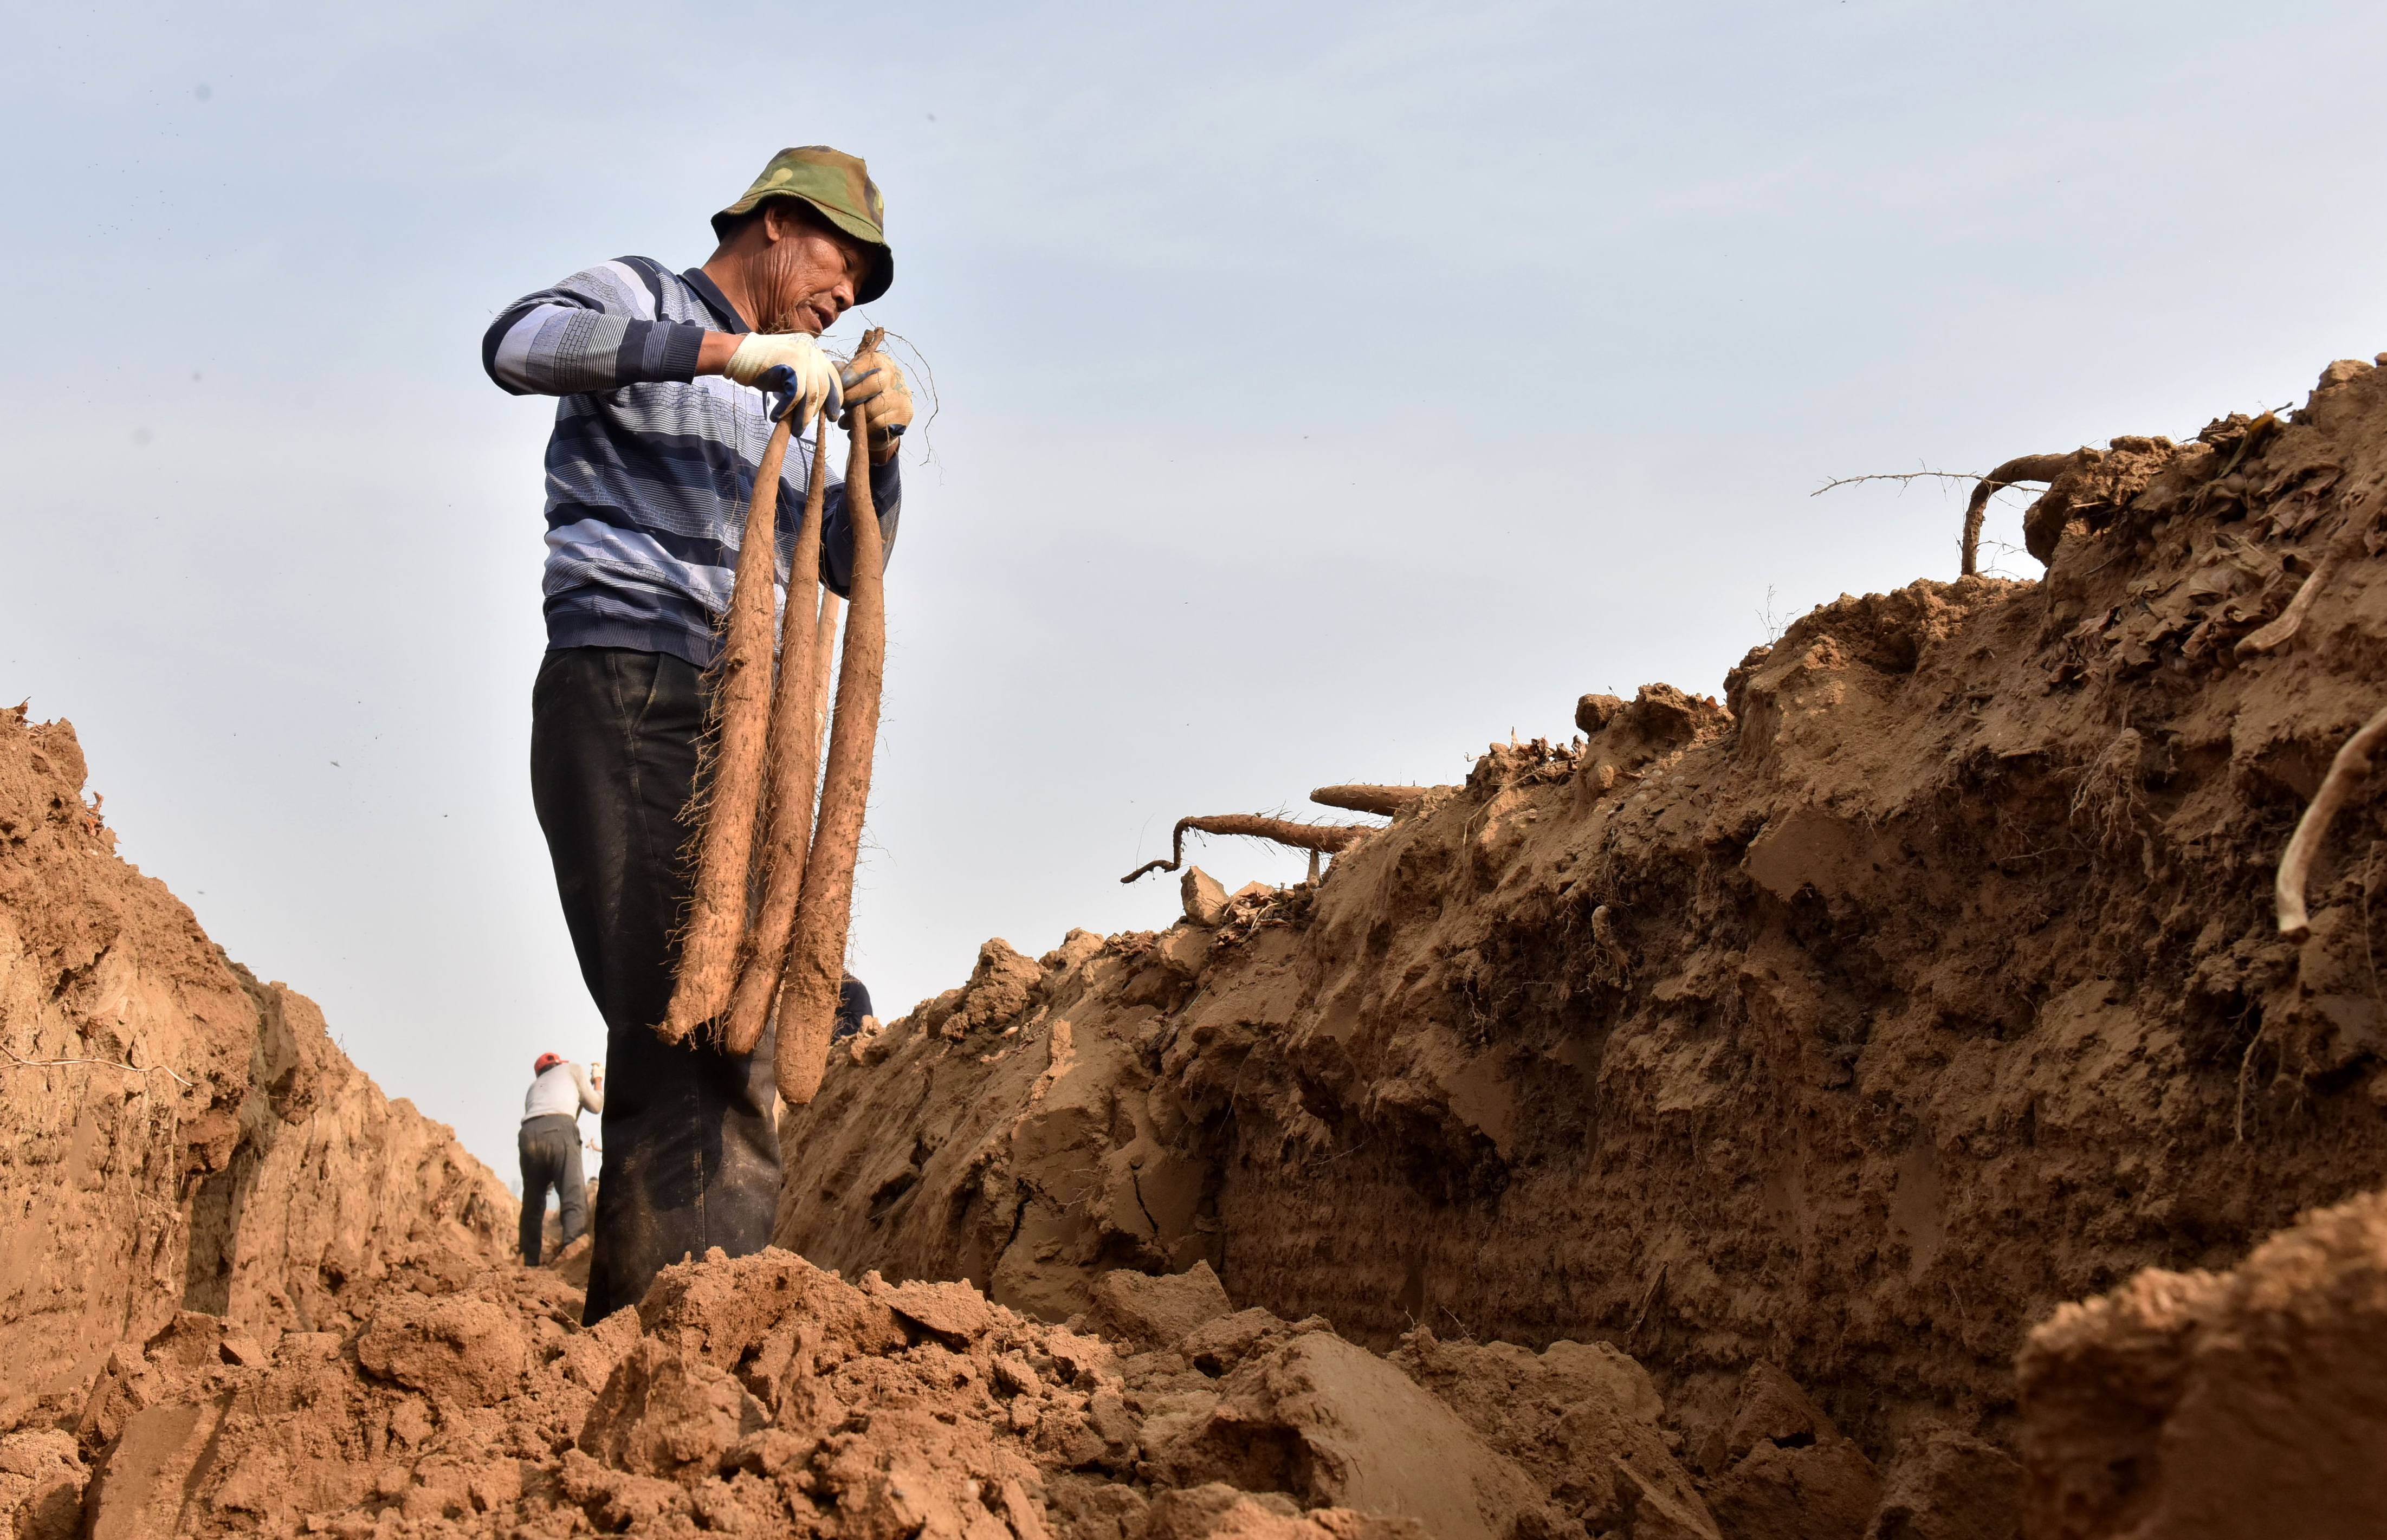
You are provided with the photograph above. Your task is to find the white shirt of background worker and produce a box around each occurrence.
[517,1053,603,1267]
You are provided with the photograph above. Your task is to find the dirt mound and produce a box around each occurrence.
[0,707,516,1434]
[41,1243,1719,1539]
[773,355,2387,1507]
[2017,1186,2387,1539]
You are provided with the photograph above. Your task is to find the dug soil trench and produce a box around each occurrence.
[0,705,515,1435]
[772,356,2387,1525]
[10,354,2387,1540]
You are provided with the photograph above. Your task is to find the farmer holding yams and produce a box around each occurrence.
[480,146,914,1323]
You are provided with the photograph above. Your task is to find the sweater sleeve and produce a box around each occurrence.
[573,1062,605,1115]
[482,257,709,397]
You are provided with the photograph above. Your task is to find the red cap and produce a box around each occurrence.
[533,1052,565,1075]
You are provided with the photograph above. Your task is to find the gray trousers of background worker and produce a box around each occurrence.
[528,645,780,1324]
[517,1113,588,1265]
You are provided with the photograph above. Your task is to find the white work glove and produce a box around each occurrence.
[724,332,843,425]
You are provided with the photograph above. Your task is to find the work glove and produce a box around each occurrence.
[839,350,913,462]
[724,332,842,425]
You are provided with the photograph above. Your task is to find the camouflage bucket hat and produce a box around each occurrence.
[713,146,893,305]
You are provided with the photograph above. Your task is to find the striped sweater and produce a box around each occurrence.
[481,257,900,668]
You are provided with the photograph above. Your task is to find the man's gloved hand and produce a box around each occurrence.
[724,333,842,425]
[839,350,914,463]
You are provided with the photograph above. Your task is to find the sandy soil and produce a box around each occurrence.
[772,356,2387,1525]
[14,352,2387,1537]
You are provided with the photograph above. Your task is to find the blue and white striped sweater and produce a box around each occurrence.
[482,257,900,669]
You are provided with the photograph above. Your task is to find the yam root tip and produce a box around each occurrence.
[1311,784,1428,817]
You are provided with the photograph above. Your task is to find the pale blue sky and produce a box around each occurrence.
[6,1,2384,1176]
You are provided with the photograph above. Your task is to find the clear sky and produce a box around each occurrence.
[6,1,2384,1179]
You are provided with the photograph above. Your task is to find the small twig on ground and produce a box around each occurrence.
[2,1045,195,1088]
[2276,703,2387,940]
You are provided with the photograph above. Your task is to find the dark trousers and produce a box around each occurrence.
[517,1114,588,1265]
[529,646,780,1324]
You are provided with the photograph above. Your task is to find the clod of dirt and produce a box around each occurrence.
[1090,1260,1233,1349]
[1862,1426,2020,1540]
[355,1294,528,1407]
[1150,1329,1577,1540]
[0,1429,87,1540]
[1697,1363,1881,1540]
[2016,1185,2387,1539]
[1182,866,1232,927]
[578,1339,767,1478]
[1389,1327,1715,1538]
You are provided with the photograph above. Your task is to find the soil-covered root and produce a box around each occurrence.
[722,425,835,1056]
[661,409,798,1044]
[1311,784,1427,817]
[1121,814,1367,883]
[775,331,891,1105]
[1961,452,2078,575]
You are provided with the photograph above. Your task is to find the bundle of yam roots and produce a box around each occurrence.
[657,329,891,1104]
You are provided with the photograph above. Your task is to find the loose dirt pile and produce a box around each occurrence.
[772,357,2387,1522]
[14,1241,1758,1540]
[0,706,516,1435]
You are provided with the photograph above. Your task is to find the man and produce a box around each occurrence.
[834,973,875,1044]
[518,1052,603,1266]
[481,146,914,1323]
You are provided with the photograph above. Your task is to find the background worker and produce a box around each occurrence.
[481,146,915,1322]
[834,973,875,1044]
[518,1051,602,1266]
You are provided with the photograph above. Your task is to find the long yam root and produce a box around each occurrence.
[1961,453,2075,577]
[721,422,835,1056]
[660,406,797,1044]
[1311,784,1427,816]
[1122,814,1365,884]
[2275,703,2387,941]
[810,593,844,746]
[775,331,891,1105]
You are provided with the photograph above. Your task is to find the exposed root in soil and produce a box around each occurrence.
[1961,452,2077,575]
[2275,701,2387,940]
[1120,815,1367,884]
[1310,785,1427,817]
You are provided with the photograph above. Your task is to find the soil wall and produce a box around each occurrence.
[774,358,2387,1477]
[0,706,515,1434]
